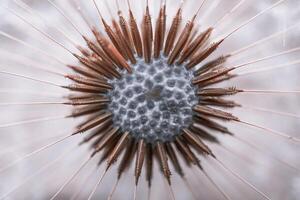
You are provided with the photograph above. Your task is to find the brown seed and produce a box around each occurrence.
[168,19,195,65]
[127,1,143,57]
[178,27,214,65]
[135,139,146,185]
[193,105,239,121]
[107,131,130,168]
[187,39,224,69]
[156,142,171,184]
[142,5,153,63]
[164,6,182,56]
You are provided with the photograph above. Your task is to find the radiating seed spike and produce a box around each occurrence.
[83,36,115,66]
[182,129,213,156]
[67,96,109,106]
[156,142,171,184]
[165,143,184,177]
[135,139,146,185]
[107,131,130,168]
[195,54,230,75]
[199,97,241,108]
[127,0,143,57]
[198,74,236,87]
[193,115,233,135]
[92,127,120,156]
[142,3,153,63]
[145,144,153,188]
[120,15,135,53]
[192,67,234,85]
[193,105,239,121]
[68,65,103,79]
[164,4,182,56]
[77,46,91,57]
[98,135,121,165]
[168,0,207,65]
[178,27,213,65]
[73,53,113,79]
[63,84,108,94]
[69,104,107,118]
[102,18,129,60]
[86,30,116,65]
[174,136,199,166]
[187,39,224,69]
[154,2,166,58]
[112,19,137,64]
[168,19,195,65]
[118,139,137,179]
[80,123,112,146]
[65,75,113,89]
[74,113,112,135]
[96,36,132,73]
[190,125,220,143]
[117,0,135,53]
[91,126,114,147]
[197,87,242,97]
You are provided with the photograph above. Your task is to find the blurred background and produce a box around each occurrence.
[0,0,300,199]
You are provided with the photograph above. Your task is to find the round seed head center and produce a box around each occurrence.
[108,57,198,143]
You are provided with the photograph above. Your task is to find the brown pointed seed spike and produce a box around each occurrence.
[182,129,214,156]
[178,27,214,65]
[96,36,132,73]
[187,39,224,69]
[118,139,137,179]
[197,87,242,97]
[80,123,112,145]
[145,144,153,188]
[128,1,143,57]
[107,131,130,168]
[174,136,199,166]
[74,113,112,135]
[193,105,239,121]
[195,54,230,75]
[104,19,130,61]
[92,127,120,156]
[154,2,166,58]
[199,97,241,108]
[142,4,153,63]
[164,5,182,56]
[63,83,108,94]
[91,125,114,148]
[165,143,184,177]
[67,96,110,106]
[192,66,234,85]
[190,125,220,143]
[112,18,136,64]
[168,19,195,65]
[156,142,171,184]
[135,139,146,185]
[72,54,112,79]
[65,75,113,90]
[68,65,102,79]
[117,5,135,54]
[193,116,233,135]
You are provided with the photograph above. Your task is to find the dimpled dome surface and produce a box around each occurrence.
[108,56,198,143]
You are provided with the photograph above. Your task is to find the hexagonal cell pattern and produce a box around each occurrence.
[107,57,198,143]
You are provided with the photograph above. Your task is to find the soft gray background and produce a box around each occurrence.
[0,0,300,199]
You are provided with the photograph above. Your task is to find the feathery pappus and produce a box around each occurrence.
[0,0,300,199]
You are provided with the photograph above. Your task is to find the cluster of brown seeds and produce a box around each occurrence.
[60,0,248,194]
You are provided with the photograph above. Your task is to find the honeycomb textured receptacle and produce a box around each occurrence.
[108,56,198,143]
